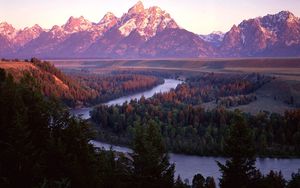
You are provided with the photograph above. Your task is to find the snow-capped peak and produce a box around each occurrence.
[148,6,163,14]
[0,22,18,39]
[199,31,225,47]
[50,25,63,33]
[229,25,241,33]
[25,24,44,33]
[211,31,225,36]
[128,1,145,15]
[99,12,118,25]
[261,11,298,27]
[49,25,67,40]
[277,11,295,21]
[91,12,119,39]
[63,16,92,33]
[118,1,179,39]
[200,31,224,40]
[119,19,137,37]
[13,24,45,46]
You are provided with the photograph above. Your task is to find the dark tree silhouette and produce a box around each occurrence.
[287,170,300,188]
[217,112,260,188]
[132,120,175,188]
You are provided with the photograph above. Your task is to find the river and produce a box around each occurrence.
[72,78,300,184]
[70,79,183,119]
[91,140,300,185]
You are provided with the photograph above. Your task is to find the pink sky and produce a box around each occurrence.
[0,0,299,34]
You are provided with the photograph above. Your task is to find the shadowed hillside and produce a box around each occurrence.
[0,58,98,106]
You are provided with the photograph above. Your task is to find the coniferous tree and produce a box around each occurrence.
[217,112,259,188]
[192,174,216,188]
[174,176,189,188]
[192,174,206,188]
[287,170,300,188]
[0,68,5,82]
[259,170,286,188]
[0,69,127,188]
[132,120,175,188]
[205,177,216,188]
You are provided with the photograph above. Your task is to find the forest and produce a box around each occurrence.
[70,72,163,104]
[90,73,300,157]
[152,73,271,106]
[0,68,299,188]
[0,58,163,107]
[1,58,97,106]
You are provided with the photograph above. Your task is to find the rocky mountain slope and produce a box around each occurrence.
[220,11,300,57]
[0,1,299,58]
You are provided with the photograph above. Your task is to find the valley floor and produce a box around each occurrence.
[52,58,300,114]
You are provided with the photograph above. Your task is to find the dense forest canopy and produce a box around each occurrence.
[0,58,97,106]
[0,65,300,187]
[153,73,271,107]
[91,73,300,157]
[71,73,163,104]
[0,68,178,188]
[0,58,164,107]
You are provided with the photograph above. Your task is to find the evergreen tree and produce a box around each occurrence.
[204,177,216,188]
[217,112,259,188]
[0,69,125,188]
[287,170,300,188]
[132,120,175,188]
[259,170,286,188]
[0,68,5,82]
[174,176,189,188]
[192,174,205,188]
[192,174,216,188]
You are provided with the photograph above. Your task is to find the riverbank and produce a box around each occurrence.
[71,78,300,158]
[91,140,300,184]
[92,133,300,159]
[70,79,183,119]
[71,77,300,183]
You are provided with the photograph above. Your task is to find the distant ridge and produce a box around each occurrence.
[0,2,300,58]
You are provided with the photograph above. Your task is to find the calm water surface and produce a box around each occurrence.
[71,79,182,119]
[73,79,300,184]
[91,140,300,184]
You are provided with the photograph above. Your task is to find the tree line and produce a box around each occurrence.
[0,68,299,188]
[90,73,300,156]
[152,73,271,106]
[71,72,163,104]
[91,97,300,157]
[1,58,164,107]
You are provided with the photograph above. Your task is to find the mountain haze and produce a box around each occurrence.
[0,2,299,58]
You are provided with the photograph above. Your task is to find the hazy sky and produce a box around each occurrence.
[0,0,299,34]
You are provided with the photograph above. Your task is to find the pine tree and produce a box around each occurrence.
[192,174,216,188]
[0,68,5,82]
[260,170,286,188]
[174,176,189,188]
[288,170,300,188]
[217,113,259,188]
[192,174,205,188]
[205,177,216,188]
[0,70,112,188]
[132,120,175,188]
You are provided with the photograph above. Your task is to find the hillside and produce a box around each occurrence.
[0,58,98,106]
[0,59,166,107]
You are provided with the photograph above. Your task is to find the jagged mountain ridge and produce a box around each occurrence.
[0,1,299,58]
[199,31,225,47]
[220,11,300,57]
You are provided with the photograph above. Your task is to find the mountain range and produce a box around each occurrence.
[1,1,300,59]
